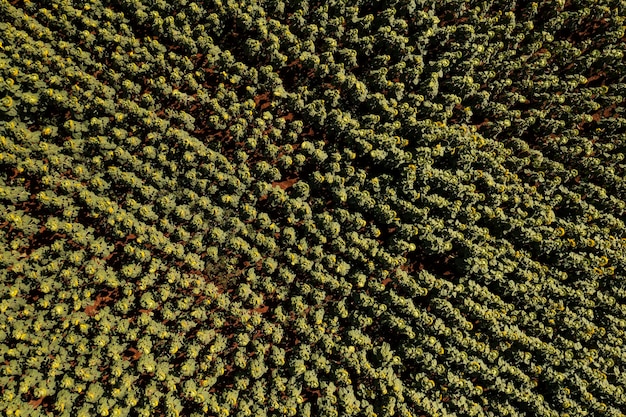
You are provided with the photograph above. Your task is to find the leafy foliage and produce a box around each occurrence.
[1,0,626,416]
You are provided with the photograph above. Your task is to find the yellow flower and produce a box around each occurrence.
[1,96,13,108]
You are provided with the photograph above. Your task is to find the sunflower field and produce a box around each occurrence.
[1,0,626,416]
